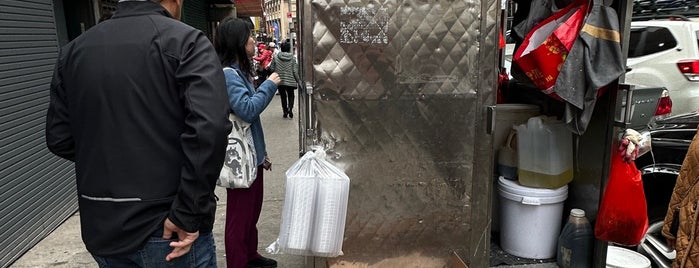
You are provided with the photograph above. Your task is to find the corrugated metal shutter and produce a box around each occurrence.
[0,1,78,267]
[182,0,211,37]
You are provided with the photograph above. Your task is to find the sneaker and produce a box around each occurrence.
[246,256,277,268]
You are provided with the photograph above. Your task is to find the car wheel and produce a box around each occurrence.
[637,220,675,268]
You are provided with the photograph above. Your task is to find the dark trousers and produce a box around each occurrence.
[92,231,216,268]
[225,167,264,268]
[279,85,296,115]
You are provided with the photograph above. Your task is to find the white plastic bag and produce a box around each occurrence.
[267,147,350,257]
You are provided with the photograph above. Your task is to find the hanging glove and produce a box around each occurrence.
[618,129,642,163]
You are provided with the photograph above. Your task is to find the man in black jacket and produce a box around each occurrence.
[45,0,230,266]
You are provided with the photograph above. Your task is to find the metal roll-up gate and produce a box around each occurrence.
[0,1,77,267]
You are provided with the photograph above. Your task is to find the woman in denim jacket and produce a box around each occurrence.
[215,17,280,268]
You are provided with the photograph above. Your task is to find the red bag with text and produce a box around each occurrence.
[594,153,648,246]
[513,0,589,100]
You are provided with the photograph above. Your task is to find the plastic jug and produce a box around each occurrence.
[515,116,573,188]
[557,208,593,268]
[498,130,518,179]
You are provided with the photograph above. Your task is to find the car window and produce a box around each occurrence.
[696,30,699,51]
[628,26,677,57]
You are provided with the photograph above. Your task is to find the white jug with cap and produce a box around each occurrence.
[515,115,573,189]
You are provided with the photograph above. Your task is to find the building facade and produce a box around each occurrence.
[264,0,297,43]
[0,1,228,267]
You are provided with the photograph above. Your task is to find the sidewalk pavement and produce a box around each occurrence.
[10,95,307,268]
[10,95,561,268]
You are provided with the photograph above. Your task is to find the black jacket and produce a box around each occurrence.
[45,1,230,256]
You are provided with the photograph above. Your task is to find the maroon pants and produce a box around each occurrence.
[225,167,264,268]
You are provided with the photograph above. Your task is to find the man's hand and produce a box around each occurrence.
[163,218,199,261]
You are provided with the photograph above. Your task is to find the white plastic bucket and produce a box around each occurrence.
[498,177,568,259]
[492,104,540,232]
[606,246,651,268]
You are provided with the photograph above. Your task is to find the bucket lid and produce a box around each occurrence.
[606,246,651,268]
[497,177,568,205]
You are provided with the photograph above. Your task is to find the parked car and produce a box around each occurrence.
[501,43,673,128]
[617,85,673,129]
[632,0,699,15]
[625,16,699,116]
[634,111,699,268]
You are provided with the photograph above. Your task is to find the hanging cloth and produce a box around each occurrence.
[513,0,553,41]
[554,0,625,134]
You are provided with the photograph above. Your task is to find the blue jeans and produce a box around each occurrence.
[92,231,216,268]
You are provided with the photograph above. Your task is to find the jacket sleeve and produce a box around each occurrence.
[45,55,76,161]
[263,51,273,67]
[269,55,277,72]
[253,52,265,62]
[224,69,277,123]
[662,130,699,241]
[168,31,231,233]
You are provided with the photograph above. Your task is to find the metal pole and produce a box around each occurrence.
[288,0,294,56]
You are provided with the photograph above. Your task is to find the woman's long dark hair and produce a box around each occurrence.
[215,17,253,79]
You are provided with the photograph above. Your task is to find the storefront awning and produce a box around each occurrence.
[234,0,263,17]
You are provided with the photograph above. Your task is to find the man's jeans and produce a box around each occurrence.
[92,231,216,268]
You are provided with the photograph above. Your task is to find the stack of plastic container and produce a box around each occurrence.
[275,149,350,257]
[281,176,317,252]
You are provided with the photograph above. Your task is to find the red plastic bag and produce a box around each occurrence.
[594,153,648,246]
[513,0,589,100]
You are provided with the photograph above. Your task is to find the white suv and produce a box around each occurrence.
[625,17,699,115]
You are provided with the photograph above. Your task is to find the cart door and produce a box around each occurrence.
[297,0,499,266]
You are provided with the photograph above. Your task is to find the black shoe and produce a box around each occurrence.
[289,111,293,118]
[283,113,287,118]
[246,256,277,268]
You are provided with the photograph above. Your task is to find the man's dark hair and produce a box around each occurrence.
[280,41,291,53]
[215,16,253,78]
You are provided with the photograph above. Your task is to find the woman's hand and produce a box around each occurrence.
[267,72,281,85]
[263,155,272,171]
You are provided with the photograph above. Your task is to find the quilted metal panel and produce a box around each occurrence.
[300,0,497,265]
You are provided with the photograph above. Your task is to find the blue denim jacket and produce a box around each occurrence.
[223,64,277,166]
